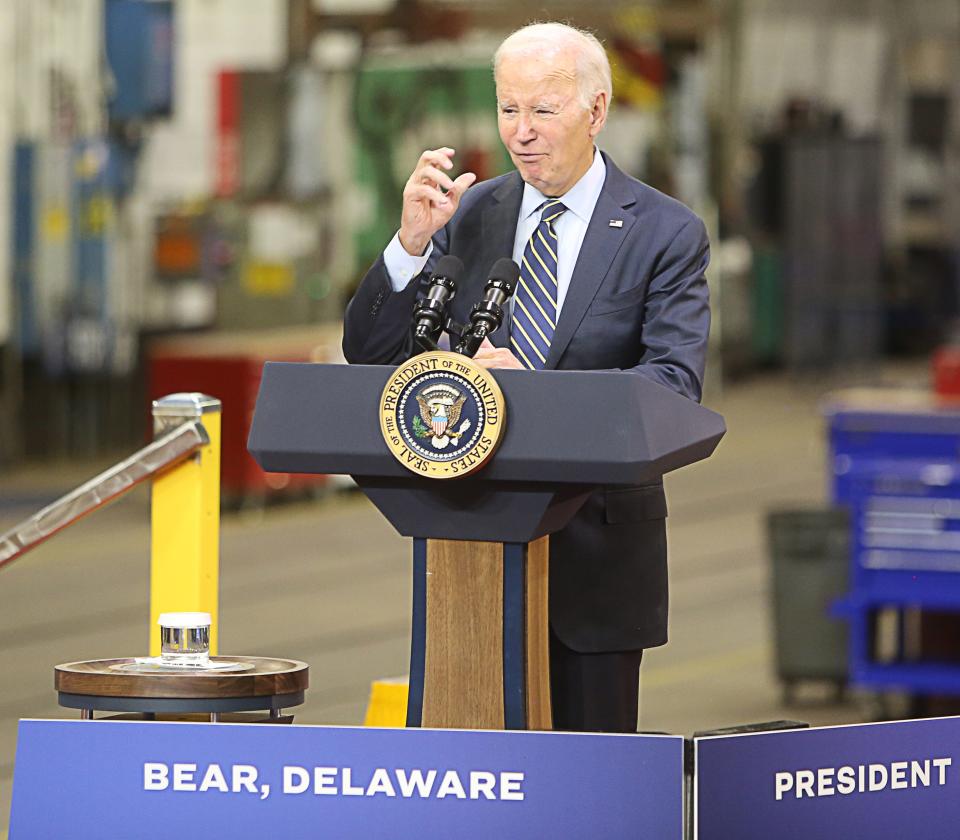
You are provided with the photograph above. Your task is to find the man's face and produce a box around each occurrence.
[496,49,603,197]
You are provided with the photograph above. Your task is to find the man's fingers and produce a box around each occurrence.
[473,338,525,369]
[406,184,450,207]
[406,150,474,212]
[449,172,477,199]
[418,148,455,171]
[417,165,456,192]
[473,346,524,370]
[408,148,455,188]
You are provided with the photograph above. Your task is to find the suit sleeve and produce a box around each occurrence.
[626,216,710,403]
[342,227,450,365]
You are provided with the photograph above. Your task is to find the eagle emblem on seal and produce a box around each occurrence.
[414,383,471,449]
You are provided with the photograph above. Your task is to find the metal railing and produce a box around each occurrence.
[0,392,223,653]
[0,420,208,570]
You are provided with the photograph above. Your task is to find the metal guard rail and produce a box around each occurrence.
[0,421,209,570]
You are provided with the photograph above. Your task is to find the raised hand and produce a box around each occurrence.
[399,148,477,256]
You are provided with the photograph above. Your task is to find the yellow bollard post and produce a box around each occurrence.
[150,394,221,656]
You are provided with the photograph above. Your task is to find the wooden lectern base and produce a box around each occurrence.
[407,536,551,731]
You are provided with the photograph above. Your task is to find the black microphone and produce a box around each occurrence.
[457,258,520,357]
[412,255,463,351]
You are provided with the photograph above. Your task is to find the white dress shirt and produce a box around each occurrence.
[382,148,607,315]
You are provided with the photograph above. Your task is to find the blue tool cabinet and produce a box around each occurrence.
[829,392,960,694]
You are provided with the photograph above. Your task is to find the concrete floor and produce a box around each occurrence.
[0,368,930,829]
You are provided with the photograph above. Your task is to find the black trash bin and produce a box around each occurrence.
[767,508,850,703]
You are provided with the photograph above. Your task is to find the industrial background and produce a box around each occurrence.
[2,0,960,830]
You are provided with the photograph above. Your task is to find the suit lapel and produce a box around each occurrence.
[545,158,637,369]
[483,174,523,347]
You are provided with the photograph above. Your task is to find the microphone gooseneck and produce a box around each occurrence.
[412,255,464,352]
[456,258,520,357]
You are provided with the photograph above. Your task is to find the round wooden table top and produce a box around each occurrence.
[55,656,309,699]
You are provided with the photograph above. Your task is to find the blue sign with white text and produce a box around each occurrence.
[11,720,683,839]
[696,716,960,839]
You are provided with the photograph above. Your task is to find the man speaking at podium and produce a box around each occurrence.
[343,22,710,733]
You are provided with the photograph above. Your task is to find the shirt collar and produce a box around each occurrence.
[519,147,607,224]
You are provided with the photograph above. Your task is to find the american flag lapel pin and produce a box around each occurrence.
[609,219,623,228]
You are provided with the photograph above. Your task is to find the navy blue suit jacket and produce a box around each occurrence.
[343,152,710,652]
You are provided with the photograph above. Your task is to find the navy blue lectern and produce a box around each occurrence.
[249,363,724,731]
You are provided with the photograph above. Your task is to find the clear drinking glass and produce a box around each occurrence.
[158,612,211,665]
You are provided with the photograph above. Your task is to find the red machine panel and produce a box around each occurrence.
[933,346,960,399]
[148,326,341,503]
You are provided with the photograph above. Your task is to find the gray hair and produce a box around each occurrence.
[493,22,613,110]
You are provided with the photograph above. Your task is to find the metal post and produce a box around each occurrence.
[150,394,222,656]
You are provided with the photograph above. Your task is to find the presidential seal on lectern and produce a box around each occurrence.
[379,351,506,478]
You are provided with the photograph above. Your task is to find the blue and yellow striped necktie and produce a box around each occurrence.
[511,200,567,370]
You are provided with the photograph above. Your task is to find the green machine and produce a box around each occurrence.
[352,57,514,269]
